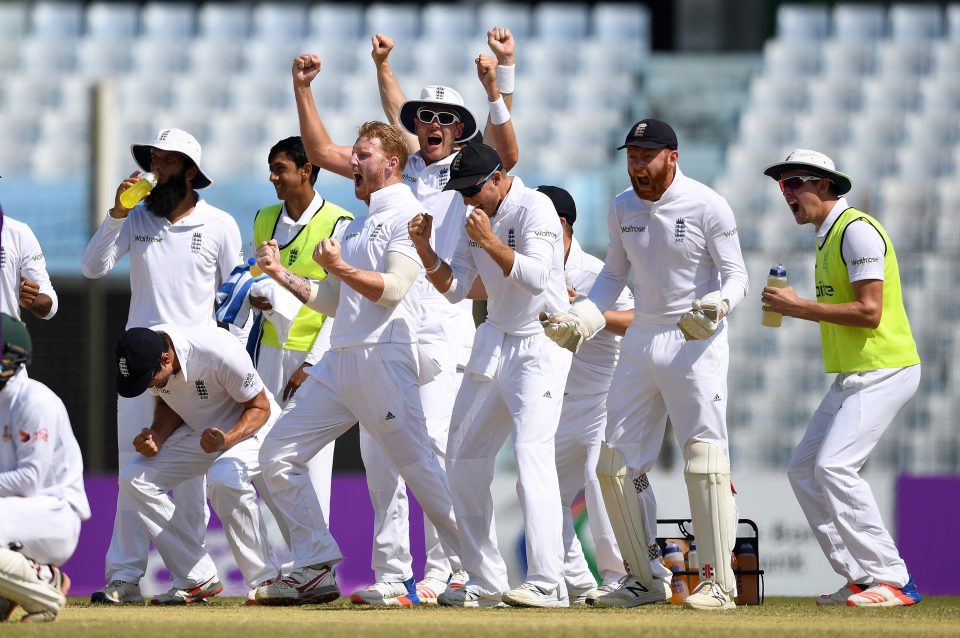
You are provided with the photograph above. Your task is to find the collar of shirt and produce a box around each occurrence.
[368,182,417,216]
[566,235,586,267]
[816,197,851,242]
[163,197,214,229]
[408,151,456,172]
[280,191,324,229]
[640,166,686,208]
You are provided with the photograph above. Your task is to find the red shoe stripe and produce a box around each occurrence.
[396,596,415,606]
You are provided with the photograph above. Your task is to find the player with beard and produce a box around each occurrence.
[291,32,517,604]
[542,119,749,610]
[82,128,244,605]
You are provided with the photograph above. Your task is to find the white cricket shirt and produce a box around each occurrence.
[565,238,634,396]
[148,324,274,433]
[0,369,91,519]
[589,168,749,324]
[816,198,887,283]
[81,199,244,330]
[445,176,567,337]
[0,216,58,320]
[328,183,424,349]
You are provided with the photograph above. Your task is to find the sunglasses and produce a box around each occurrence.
[416,108,460,126]
[456,164,501,197]
[778,175,823,192]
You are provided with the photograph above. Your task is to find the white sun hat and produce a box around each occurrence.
[398,85,479,144]
[131,128,212,189]
[763,148,852,195]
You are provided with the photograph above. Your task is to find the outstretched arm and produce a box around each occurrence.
[480,27,518,171]
[371,34,419,153]
[293,54,354,179]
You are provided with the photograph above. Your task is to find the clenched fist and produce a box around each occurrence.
[487,27,515,65]
[133,428,160,457]
[313,237,342,270]
[200,428,227,453]
[256,240,283,278]
[292,54,321,87]
[408,212,434,250]
[371,34,395,66]
[476,54,498,93]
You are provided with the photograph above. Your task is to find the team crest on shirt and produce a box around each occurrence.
[191,232,203,254]
[195,380,209,399]
[368,223,384,241]
[438,167,449,190]
[2,426,10,442]
[19,430,30,443]
[674,218,686,242]
[507,228,516,248]
[242,373,256,389]
[287,249,299,266]
[0,247,5,267]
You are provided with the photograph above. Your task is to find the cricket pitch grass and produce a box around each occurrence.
[3,596,960,638]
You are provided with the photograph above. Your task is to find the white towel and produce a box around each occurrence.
[250,278,302,345]
[464,322,504,381]
[215,265,268,327]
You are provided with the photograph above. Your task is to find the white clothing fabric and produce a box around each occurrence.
[788,365,919,588]
[249,279,302,345]
[816,198,887,283]
[271,192,326,246]
[0,369,89,564]
[0,216,57,320]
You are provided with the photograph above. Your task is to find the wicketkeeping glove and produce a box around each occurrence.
[677,291,730,341]
[540,297,606,353]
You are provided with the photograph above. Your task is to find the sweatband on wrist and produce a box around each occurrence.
[496,64,515,94]
[488,96,510,125]
[425,257,443,275]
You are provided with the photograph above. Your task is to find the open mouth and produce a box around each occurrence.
[426,134,443,147]
[788,200,800,214]
[353,173,363,188]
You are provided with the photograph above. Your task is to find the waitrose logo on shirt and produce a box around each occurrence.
[134,235,163,243]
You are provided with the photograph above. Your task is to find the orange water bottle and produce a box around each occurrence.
[735,543,759,605]
[663,543,689,604]
[687,542,700,591]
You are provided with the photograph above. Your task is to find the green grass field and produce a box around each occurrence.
[4,596,960,638]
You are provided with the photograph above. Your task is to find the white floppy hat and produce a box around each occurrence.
[131,128,212,189]
[763,148,852,195]
[399,85,478,144]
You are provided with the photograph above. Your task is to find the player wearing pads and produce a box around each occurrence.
[83,128,244,605]
[252,122,462,607]
[410,144,571,608]
[0,314,88,622]
[114,324,281,605]
[543,120,749,610]
[762,150,922,608]
[535,186,633,606]
[0,211,58,320]
[293,38,517,602]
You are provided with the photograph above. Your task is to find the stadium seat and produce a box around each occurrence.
[197,2,251,40]
[141,2,195,40]
[832,3,887,41]
[187,39,244,76]
[737,110,796,147]
[0,1,29,39]
[775,4,830,42]
[818,40,877,78]
[477,2,532,39]
[150,111,211,148]
[76,39,133,77]
[792,112,850,150]
[0,111,40,150]
[38,110,88,147]
[592,3,651,44]
[876,41,933,77]
[242,38,304,76]
[747,76,808,112]
[519,39,580,76]
[860,77,920,114]
[762,39,822,77]
[889,3,943,41]
[250,3,307,40]
[355,38,417,74]
[580,39,647,76]
[16,37,77,73]
[301,39,362,78]
[114,75,173,113]
[533,2,589,41]
[30,1,83,39]
[1,74,60,111]
[949,4,960,44]
[905,111,960,148]
[411,41,477,77]
[874,183,931,249]
[131,39,189,75]
[171,75,231,112]
[227,75,294,113]
[808,75,863,113]
[85,2,139,40]
[931,42,960,77]
[919,76,960,113]
[366,3,420,40]
[422,3,477,42]
[307,4,365,42]
[31,140,87,175]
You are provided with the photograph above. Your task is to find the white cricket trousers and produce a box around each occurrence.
[258,344,461,569]
[0,496,81,565]
[118,425,280,588]
[106,393,212,588]
[447,332,571,595]
[788,365,920,589]
[555,391,625,589]
[605,322,731,557]
[359,337,462,582]
[255,343,334,524]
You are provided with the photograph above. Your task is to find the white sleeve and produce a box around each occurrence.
[305,316,333,365]
[81,214,129,278]
[217,341,265,404]
[443,231,478,304]
[588,203,632,312]
[17,226,57,319]
[507,213,560,295]
[217,216,246,286]
[0,386,59,497]
[705,197,749,311]
[841,218,886,283]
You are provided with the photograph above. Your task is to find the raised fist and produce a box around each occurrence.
[292,54,321,87]
[487,27,515,65]
[371,34,395,66]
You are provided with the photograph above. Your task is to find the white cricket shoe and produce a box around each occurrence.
[502,583,568,608]
[415,576,448,604]
[448,570,469,589]
[816,582,871,606]
[254,564,339,606]
[90,580,144,605]
[351,578,419,606]
[593,574,670,608]
[846,576,921,607]
[584,581,622,606]
[684,580,736,610]
[150,576,222,605]
[437,584,505,608]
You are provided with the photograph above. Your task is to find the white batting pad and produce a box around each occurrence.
[0,549,65,616]
[684,441,736,593]
[596,442,656,584]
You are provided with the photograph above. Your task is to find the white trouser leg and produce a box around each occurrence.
[108,394,212,587]
[0,496,81,565]
[789,366,919,588]
[360,426,413,582]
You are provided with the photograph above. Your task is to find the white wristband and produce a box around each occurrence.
[425,257,443,275]
[488,96,510,126]
[496,64,515,95]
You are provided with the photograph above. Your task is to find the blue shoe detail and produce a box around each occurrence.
[901,575,922,605]
[403,576,421,605]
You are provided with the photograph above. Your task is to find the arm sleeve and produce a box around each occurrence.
[18,227,58,319]
[443,233,479,304]
[377,251,421,308]
[705,198,749,311]
[218,342,265,404]
[305,316,333,365]
[0,389,60,497]
[507,218,559,295]
[81,214,130,279]
[588,203,632,312]
[841,219,886,283]
[305,276,341,316]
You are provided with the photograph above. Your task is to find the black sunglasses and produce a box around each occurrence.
[456,164,501,197]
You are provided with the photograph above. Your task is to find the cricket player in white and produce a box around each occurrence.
[762,149,922,607]
[410,143,571,608]
[252,122,462,607]
[534,186,633,605]
[543,119,749,610]
[82,128,244,604]
[0,314,85,623]
[294,38,517,602]
[114,324,280,605]
[0,212,58,320]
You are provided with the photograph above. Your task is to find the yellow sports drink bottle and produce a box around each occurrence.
[762,263,788,327]
[119,172,157,209]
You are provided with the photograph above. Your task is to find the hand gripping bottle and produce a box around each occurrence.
[663,543,689,604]
[735,543,759,605]
[687,542,700,592]
[761,263,788,328]
[118,171,157,209]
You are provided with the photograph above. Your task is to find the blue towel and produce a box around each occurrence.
[215,264,268,327]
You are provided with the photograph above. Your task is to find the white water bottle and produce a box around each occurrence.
[762,263,788,328]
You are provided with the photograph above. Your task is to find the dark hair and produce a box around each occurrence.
[269,136,319,185]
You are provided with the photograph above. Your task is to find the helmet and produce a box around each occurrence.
[1,313,32,379]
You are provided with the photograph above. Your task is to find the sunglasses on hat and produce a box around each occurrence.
[416,108,460,126]
[456,164,500,198]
